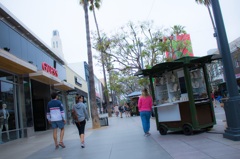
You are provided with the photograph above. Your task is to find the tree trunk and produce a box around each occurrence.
[92,6,112,117]
[83,0,100,129]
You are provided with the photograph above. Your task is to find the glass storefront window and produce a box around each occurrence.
[0,80,16,142]
[23,77,33,127]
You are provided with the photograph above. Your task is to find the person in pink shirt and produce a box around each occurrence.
[138,88,153,137]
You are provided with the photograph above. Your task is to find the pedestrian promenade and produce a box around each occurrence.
[0,106,240,159]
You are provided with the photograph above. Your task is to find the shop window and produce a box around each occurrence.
[0,80,16,142]
[23,77,33,127]
[54,61,56,68]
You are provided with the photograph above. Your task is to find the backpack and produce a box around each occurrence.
[118,106,123,111]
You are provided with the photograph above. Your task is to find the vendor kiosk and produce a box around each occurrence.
[135,55,220,135]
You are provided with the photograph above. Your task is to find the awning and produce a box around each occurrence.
[134,62,183,77]
[0,49,37,74]
[54,81,75,91]
[190,54,222,64]
[135,55,222,78]
[29,70,61,85]
[127,91,142,98]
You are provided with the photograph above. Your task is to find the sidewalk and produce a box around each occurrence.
[0,106,240,159]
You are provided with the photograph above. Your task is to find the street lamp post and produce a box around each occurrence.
[211,0,240,141]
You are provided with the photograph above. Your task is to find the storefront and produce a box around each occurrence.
[0,48,38,143]
[65,66,89,120]
[0,5,74,144]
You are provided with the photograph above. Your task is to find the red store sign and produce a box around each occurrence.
[42,62,58,77]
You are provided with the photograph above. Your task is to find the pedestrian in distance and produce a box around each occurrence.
[46,92,66,149]
[214,88,223,106]
[124,103,131,117]
[114,105,119,117]
[138,88,153,137]
[211,91,216,107]
[118,105,125,118]
[72,95,89,148]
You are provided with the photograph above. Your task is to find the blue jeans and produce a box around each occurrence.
[140,111,151,133]
[215,96,222,103]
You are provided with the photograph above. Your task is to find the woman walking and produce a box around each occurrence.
[138,88,153,137]
[124,103,131,117]
[114,105,119,117]
[72,95,89,148]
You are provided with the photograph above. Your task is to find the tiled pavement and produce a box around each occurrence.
[0,106,240,159]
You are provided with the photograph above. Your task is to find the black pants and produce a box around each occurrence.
[75,120,86,135]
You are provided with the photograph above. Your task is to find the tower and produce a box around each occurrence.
[51,30,64,60]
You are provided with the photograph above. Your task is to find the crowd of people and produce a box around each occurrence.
[113,103,132,118]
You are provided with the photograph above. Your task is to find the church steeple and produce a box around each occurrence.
[51,30,65,60]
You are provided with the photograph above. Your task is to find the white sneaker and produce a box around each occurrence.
[144,132,151,137]
[81,142,85,148]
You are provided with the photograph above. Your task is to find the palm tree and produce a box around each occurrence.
[171,25,186,36]
[79,0,100,129]
[195,0,221,88]
[166,25,187,60]
[195,0,220,49]
[88,0,112,117]
[195,0,210,6]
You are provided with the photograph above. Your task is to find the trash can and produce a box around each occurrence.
[99,117,108,126]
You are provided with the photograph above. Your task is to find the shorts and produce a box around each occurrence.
[51,120,65,129]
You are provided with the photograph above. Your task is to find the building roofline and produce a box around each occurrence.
[0,3,65,65]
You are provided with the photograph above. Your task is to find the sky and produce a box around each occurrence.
[0,0,240,79]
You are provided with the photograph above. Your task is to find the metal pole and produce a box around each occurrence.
[211,0,240,141]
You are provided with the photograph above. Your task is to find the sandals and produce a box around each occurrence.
[59,142,66,148]
[55,145,59,149]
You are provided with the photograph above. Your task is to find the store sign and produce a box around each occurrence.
[67,90,78,95]
[75,76,82,86]
[42,62,58,77]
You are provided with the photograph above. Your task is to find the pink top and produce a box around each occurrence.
[138,96,153,112]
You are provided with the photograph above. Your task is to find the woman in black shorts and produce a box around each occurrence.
[72,95,89,148]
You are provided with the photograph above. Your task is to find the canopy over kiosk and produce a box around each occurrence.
[135,54,221,135]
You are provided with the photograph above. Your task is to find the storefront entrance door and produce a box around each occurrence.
[33,99,46,131]
[31,80,50,131]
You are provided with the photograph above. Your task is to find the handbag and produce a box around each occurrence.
[72,108,80,126]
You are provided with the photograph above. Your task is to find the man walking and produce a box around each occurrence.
[46,92,66,149]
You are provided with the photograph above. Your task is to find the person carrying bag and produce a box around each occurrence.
[72,95,89,148]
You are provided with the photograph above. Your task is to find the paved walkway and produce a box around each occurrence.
[0,106,240,159]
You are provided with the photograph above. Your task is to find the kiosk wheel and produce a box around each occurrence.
[182,124,193,135]
[159,125,168,135]
[205,125,213,131]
